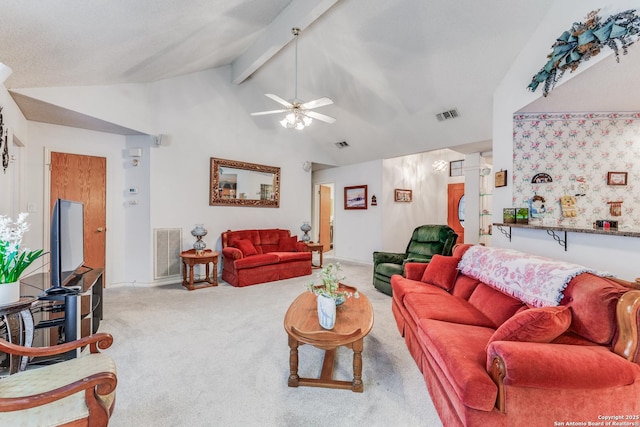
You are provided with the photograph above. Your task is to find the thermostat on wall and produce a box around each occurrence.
[128,187,138,194]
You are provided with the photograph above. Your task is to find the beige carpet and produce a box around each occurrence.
[102,259,442,427]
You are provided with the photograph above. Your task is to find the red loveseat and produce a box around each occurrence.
[392,244,640,426]
[221,229,312,287]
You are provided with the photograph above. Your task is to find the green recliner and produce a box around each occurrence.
[372,224,458,296]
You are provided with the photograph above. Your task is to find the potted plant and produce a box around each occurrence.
[0,213,43,305]
[307,263,359,330]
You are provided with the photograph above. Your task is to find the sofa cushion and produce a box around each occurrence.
[258,229,287,245]
[417,319,497,411]
[391,275,450,305]
[234,239,258,257]
[278,236,298,252]
[227,230,260,246]
[420,255,460,291]
[275,252,311,263]
[234,253,279,269]
[451,274,481,300]
[468,283,524,328]
[486,306,572,349]
[404,292,495,328]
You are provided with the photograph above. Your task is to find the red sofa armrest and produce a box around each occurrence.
[487,341,640,412]
[488,341,639,388]
[222,247,243,260]
[404,262,429,281]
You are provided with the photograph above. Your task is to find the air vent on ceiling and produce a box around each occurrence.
[335,141,349,149]
[436,109,460,122]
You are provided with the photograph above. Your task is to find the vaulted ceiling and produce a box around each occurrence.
[0,0,590,165]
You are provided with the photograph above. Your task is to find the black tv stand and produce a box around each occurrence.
[21,268,104,358]
[42,285,80,296]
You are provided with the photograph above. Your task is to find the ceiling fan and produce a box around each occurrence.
[250,28,336,130]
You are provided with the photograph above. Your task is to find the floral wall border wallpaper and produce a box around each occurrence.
[512,112,640,228]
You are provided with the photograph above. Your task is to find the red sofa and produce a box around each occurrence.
[392,244,640,426]
[221,229,312,287]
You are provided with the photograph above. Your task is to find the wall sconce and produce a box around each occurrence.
[432,160,447,172]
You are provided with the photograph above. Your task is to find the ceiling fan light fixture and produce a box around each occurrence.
[250,28,335,129]
[279,110,312,130]
[303,116,312,126]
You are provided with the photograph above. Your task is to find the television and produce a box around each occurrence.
[47,198,85,294]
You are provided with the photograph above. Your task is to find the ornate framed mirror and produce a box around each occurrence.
[209,157,280,207]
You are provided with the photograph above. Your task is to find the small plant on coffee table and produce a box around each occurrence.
[306,263,359,305]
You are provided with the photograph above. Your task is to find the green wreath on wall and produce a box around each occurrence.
[528,9,640,97]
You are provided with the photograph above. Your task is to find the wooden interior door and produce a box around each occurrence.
[447,183,465,244]
[50,152,107,271]
[319,185,332,252]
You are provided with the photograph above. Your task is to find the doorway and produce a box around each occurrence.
[447,183,465,244]
[314,183,334,254]
[50,152,107,273]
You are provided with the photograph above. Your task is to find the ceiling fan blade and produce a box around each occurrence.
[250,109,288,116]
[306,110,336,124]
[265,93,293,108]
[301,97,333,110]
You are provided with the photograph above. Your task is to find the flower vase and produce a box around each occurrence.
[317,294,336,330]
[0,281,20,306]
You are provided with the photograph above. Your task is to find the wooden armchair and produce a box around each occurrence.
[0,332,117,427]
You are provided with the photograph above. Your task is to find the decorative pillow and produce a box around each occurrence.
[233,239,258,257]
[420,255,461,291]
[278,236,298,252]
[486,306,572,349]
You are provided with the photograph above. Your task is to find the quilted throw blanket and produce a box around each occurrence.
[457,246,608,307]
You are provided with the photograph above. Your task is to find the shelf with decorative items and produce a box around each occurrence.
[479,173,493,245]
[493,222,640,251]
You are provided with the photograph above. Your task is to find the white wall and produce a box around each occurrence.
[381,149,463,252]
[493,0,640,280]
[23,122,128,284]
[312,149,471,264]
[0,85,29,217]
[145,67,322,281]
[312,160,383,263]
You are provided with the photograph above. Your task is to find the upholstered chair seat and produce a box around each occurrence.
[0,333,117,427]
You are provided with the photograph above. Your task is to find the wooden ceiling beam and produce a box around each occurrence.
[231,0,340,85]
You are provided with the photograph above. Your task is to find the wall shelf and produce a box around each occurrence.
[493,222,640,251]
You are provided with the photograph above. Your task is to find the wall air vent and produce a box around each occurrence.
[154,228,182,279]
[436,109,460,122]
[335,141,349,149]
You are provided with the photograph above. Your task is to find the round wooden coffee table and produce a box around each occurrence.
[283,285,374,392]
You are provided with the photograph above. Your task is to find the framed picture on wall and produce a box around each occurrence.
[344,185,368,210]
[607,171,627,186]
[394,189,412,202]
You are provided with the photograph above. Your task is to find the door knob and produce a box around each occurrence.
[97,227,104,232]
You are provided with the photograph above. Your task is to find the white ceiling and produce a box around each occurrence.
[0,0,578,164]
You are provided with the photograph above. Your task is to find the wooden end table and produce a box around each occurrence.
[180,249,219,291]
[304,242,324,269]
[283,285,374,392]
